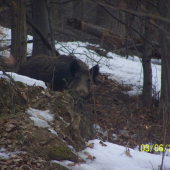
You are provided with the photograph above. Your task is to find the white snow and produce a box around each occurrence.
[48,128,58,136]
[0,72,47,89]
[26,107,54,122]
[94,124,108,137]
[51,139,170,170]
[0,148,24,159]
[29,117,51,128]
[26,107,54,128]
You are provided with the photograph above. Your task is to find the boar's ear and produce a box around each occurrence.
[90,64,99,79]
[70,59,80,76]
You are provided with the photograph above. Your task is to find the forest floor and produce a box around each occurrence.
[0,73,168,169]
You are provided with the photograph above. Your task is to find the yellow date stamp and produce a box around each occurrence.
[140,144,170,152]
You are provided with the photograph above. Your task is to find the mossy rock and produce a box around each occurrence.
[44,161,69,170]
[48,145,77,162]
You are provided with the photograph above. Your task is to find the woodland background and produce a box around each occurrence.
[0,1,170,169]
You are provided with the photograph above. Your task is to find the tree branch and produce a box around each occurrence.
[99,0,170,24]
[92,0,160,54]
[0,46,10,51]
[26,14,52,51]
[103,0,170,36]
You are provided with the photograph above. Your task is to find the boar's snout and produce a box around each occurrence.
[75,87,90,98]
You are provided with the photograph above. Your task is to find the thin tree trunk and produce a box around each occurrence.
[142,23,152,105]
[158,0,170,110]
[32,0,50,57]
[160,33,170,109]
[158,3,170,170]
[46,0,56,56]
[11,0,27,69]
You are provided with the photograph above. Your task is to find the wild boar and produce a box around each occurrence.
[18,54,99,98]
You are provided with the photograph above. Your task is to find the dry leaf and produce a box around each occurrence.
[125,149,132,158]
[87,154,96,160]
[149,19,156,25]
[79,158,86,163]
[34,112,45,120]
[96,100,100,104]
[13,158,22,162]
[84,151,89,155]
[2,119,7,124]
[88,143,94,148]
[3,54,15,66]
[6,124,16,132]
[67,163,76,166]
[21,92,27,100]
[67,163,80,166]
[46,92,51,97]
[41,91,45,95]
[99,141,107,146]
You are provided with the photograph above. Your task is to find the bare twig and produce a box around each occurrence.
[100,0,170,24]
[26,15,52,51]
[92,0,159,55]
[103,0,170,37]
[0,66,21,93]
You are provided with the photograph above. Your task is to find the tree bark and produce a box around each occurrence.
[46,0,56,56]
[10,0,27,69]
[142,23,152,105]
[32,0,50,57]
[158,0,170,111]
[26,15,52,51]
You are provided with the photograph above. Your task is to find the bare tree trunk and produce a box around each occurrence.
[46,0,56,56]
[32,0,50,57]
[158,0,170,110]
[142,23,152,105]
[10,0,27,69]
[158,3,170,170]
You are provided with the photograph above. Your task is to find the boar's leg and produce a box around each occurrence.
[90,65,99,82]
[70,59,80,76]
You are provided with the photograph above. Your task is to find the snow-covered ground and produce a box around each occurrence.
[52,139,170,170]
[1,107,170,170]
[0,27,166,170]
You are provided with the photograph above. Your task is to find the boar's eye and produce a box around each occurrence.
[77,77,80,82]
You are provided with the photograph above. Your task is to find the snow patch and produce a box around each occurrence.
[0,72,47,89]
[26,108,54,128]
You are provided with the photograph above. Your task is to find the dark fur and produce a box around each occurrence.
[18,54,99,98]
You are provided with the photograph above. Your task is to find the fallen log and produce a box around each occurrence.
[67,18,125,49]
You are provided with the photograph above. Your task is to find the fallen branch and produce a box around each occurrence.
[86,45,112,59]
